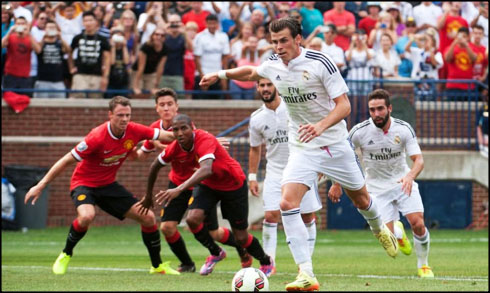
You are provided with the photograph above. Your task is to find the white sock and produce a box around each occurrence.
[304,218,317,256]
[394,223,403,239]
[262,220,277,262]
[413,228,430,268]
[281,208,311,267]
[299,261,314,277]
[357,197,383,234]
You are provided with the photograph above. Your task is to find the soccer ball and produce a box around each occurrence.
[231,267,269,291]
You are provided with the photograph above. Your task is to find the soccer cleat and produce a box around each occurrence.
[395,221,412,255]
[418,265,434,278]
[52,252,71,275]
[240,252,253,268]
[285,271,320,291]
[259,256,276,277]
[150,261,181,275]
[375,224,399,258]
[199,248,226,275]
[177,263,196,273]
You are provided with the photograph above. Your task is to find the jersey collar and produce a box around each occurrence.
[369,117,393,135]
[287,47,306,66]
[107,122,126,140]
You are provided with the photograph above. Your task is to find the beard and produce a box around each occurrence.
[373,113,390,129]
[260,88,276,103]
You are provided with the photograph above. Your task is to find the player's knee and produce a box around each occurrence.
[279,199,295,211]
[233,231,248,246]
[209,229,219,240]
[186,216,202,229]
[264,212,280,223]
[77,213,95,226]
[301,213,315,223]
[139,211,156,227]
[411,219,426,236]
[160,221,177,237]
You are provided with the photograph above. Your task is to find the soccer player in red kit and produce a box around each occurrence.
[134,88,251,273]
[24,96,180,275]
[139,114,274,276]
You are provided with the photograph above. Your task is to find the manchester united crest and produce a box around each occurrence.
[123,139,134,150]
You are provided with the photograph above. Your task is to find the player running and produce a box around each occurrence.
[139,114,274,277]
[199,17,398,291]
[24,96,179,275]
[329,89,433,278]
[248,78,322,274]
[133,88,251,273]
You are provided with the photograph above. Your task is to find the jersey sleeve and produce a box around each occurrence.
[248,117,263,147]
[132,122,160,142]
[318,53,349,99]
[256,58,274,79]
[403,125,422,156]
[71,133,97,162]
[347,124,362,148]
[195,133,217,163]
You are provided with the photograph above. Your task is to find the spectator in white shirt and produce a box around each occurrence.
[305,24,346,74]
[138,2,166,45]
[373,33,401,78]
[346,29,376,96]
[470,2,488,48]
[193,14,230,99]
[10,2,32,24]
[413,2,443,34]
[29,12,48,87]
[52,2,83,46]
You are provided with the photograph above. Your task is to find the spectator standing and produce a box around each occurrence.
[160,14,187,94]
[373,33,401,79]
[476,102,488,158]
[305,24,346,72]
[183,21,198,99]
[230,22,255,62]
[120,9,139,66]
[229,35,261,100]
[470,2,488,49]
[107,27,130,99]
[169,2,192,18]
[470,25,488,97]
[69,11,110,99]
[444,27,478,100]
[412,2,442,35]
[138,2,165,45]
[323,2,356,51]
[1,5,14,75]
[93,5,111,39]
[221,2,240,40]
[387,5,405,37]
[358,2,382,38]
[368,11,398,52]
[132,27,168,95]
[193,14,230,99]
[29,12,48,89]
[276,3,291,19]
[395,17,418,78]
[53,2,84,45]
[299,2,325,40]
[10,1,33,24]
[34,20,70,99]
[346,29,375,96]
[345,1,368,27]
[182,2,210,33]
[1,16,40,92]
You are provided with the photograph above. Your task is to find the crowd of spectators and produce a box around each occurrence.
[1,1,488,100]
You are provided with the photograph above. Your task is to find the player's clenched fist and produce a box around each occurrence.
[199,72,219,87]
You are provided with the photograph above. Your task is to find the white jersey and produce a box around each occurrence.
[348,117,422,195]
[249,99,289,177]
[256,47,349,149]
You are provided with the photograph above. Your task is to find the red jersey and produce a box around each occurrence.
[183,49,196,91]
[182,10,210,33]
[159,129,245,191]
[444,43,477,90]
[142,118,196,152]
[472,43,488,80]
[439,15,468,54]
[358,16,377,40]
[5,33,32,77]
[70,122,160,190]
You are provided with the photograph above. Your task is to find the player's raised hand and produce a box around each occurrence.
[24,184,44,205]
[327,183,342,204]
[298,123,322,143]
[249,180,259,196]
[199,72,219,88]
[398,174,414,196]
[137,195,154,215]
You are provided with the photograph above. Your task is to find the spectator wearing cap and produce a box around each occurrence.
[470,2,488,49]
[323,2,356,51]
[346,29,375,96]
[299,2,326,40]
[358,2,382,38]
[373,33,401,79]
[395,17,418,77]
[193,14,230,99]
[305,24,346,73]
[444,27,477,100]
[368,11,398,52]
[183,2,210,33]
[412,2,443,34]
[387,5,405,37]
[382,2,413,23]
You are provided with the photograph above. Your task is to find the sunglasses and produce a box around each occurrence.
[279,10,289,13]
[154,33,166,37]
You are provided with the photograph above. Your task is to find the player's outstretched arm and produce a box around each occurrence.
[138,157,164,215]
[155,158,214,206]
[199,65,262,88]
[157,129,175,144]
[24,152,77,205]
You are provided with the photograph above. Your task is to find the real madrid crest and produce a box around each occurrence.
[123,139,134,150]
[302,70,310,81]
[394,135,401,145]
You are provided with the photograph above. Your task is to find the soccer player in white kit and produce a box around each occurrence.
[329,89,433,278]
[248,78,322,274]
[199,18,398,291]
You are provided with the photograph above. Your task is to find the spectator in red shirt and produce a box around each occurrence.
[183,21,198,99]
[323,1,355,51]
[182,2,210,33]
[444,27,478,100]
[471,25,488,83]
[1,16,41,93]
[358,2,382,38]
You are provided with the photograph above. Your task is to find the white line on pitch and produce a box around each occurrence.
[2,265,487,282]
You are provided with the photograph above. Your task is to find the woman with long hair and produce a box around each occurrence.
[120,9,140,66]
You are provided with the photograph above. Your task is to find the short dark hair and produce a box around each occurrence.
[154,87,178,103]
[368,89,391,107]
[172,113,192,126]
[472,24,484,32]
[205,14,218,22]
[82,10,96,19]
[269,17,302,38]
[327,24,337,34]
[458,26,470,35]
[109,96,131,111]
[15,16,27,22]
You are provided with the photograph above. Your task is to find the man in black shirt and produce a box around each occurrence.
[69,10,110,99]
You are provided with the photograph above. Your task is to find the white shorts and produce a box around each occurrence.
[282,139,365,191]
[371,182,424,223]
[263,175,322,213]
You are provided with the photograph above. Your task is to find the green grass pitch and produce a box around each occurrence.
[2,226,488,291]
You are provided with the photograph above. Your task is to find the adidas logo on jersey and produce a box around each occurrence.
[368,140,375,145]
[276,75,281,81]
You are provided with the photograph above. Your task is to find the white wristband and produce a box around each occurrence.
[248,173,257,182]
[218,70,228,80]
